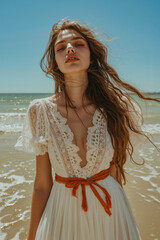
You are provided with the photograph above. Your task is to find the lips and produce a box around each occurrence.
[65,54,80,63]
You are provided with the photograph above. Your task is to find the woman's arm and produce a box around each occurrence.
[27,152,53,240]
[109,162,122,187]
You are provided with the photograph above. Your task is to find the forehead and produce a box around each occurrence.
[55,29,85,44]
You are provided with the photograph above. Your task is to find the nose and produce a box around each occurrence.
[66,43,76,54]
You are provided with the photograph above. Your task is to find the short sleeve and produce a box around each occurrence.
[14,99,51,155]
[122,96,148,151]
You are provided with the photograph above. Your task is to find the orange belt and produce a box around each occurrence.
[55,168,112,216]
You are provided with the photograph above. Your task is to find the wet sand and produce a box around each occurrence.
[0,134,160,240]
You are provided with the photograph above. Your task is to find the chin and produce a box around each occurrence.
[62,66,89,74]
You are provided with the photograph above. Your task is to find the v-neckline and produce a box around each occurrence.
[47,97,100,169]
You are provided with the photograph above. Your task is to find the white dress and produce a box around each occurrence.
[15,96,147,240]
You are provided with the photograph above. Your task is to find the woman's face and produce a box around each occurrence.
[54,29,91,74]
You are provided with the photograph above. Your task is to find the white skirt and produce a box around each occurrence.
[35,175,141,240]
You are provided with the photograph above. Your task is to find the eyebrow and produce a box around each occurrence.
[55,37,86,47]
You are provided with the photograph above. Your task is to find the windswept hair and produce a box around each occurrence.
[40,19,160,185]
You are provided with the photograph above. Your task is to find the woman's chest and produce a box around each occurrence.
[46,102,113,177]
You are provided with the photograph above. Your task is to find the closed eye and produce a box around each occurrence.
[56,42,85,52]
[76,44,85,47]
[57,47,65,51]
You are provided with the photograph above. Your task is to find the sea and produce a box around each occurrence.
[0,93,160,240]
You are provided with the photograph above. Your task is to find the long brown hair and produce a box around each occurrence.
[40,19,160,185]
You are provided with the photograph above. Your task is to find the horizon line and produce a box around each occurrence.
[0,92,160,94]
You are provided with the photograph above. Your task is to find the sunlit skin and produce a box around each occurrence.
[54,29,91,108]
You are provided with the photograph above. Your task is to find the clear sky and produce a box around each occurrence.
[0,0,160,93]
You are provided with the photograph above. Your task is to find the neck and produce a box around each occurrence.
[63,71,90,108]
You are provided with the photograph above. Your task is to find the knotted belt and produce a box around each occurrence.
[55,168,112,216]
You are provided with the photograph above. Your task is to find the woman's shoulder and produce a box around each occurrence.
[26,98,43,116]
[28,95,57,111]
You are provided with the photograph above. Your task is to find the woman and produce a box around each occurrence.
[15,19,159,240]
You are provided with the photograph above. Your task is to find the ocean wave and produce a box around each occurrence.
[143,124,160,134]
[12,108,27,112]
[0,124,22,134]
[0,113,25,119]
[0,113,25,133]
[0,164,34,240]
[144,114,160,120]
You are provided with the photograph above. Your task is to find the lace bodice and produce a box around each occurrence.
[15,96,148,178]
[47,100,109,178]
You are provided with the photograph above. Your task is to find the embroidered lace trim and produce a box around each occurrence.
[46,98,107,178]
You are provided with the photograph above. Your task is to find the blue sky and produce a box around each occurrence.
[0,0,160,93]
